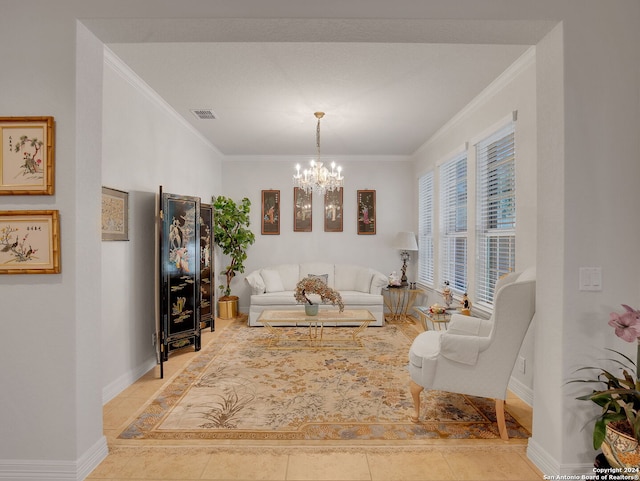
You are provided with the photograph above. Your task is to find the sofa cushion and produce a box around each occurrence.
[300,262,335,287]
[245,270,266,294]
[274,264,300,291]
[261,269,285,293]
[355,269,373,293]
[339,291,383,305]
[308,273,328,284]
[251,292,297,306]
[335,264,360,291]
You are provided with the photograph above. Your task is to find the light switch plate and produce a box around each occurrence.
[579,267,602,291]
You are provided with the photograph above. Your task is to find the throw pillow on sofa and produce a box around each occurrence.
[261,269,285,293]
[355,270,373,293]
[308,273,329,284]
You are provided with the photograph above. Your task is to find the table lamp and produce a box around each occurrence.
[394,231,418,287]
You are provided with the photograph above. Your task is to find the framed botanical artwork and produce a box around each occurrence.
[101,187,129,241]
[293,187,312,232]
[0,210,61,274]
[0,116,55,195]
[261,190,280,235]
[357,189,376,235]
[324,187,343,232]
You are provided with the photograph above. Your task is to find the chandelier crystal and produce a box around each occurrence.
[293,112,344,196]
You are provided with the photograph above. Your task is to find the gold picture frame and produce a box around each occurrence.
[101,187,129,241]
[0,210,61,274]
[293,187,312,232]
[0,116,55,195]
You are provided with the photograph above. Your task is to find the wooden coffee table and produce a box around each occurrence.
[257,309,375,349]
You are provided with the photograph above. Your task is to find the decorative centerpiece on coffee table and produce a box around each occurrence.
[294,276,344,316]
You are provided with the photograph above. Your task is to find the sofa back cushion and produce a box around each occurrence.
[335,264,373,293]
[261,268,285,293]
[272,264,300,291]
[300,262,335,288]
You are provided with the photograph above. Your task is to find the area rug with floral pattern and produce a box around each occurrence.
[118,319,530,442]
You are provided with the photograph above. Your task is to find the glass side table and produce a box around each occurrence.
[382,286,424,321]
[413,306,457,331]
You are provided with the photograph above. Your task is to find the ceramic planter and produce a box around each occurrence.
[602,423,640,469]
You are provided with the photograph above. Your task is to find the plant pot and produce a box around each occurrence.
[305,304,319,316]
[602,422,640,469]
[218,296,238,319]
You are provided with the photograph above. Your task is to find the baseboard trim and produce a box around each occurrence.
[102,355,157,405]
[527,437,558,476]
[0,435,108,481]
[508,375,533,406]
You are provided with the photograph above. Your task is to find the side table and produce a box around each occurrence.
[383,287,424,321]
[413,306,457,331]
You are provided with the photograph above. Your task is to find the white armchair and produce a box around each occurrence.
[407,268,536,439]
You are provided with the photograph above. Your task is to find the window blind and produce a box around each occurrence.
[418,171,434,286]
[439,153,467,293]
[475,122,516,307]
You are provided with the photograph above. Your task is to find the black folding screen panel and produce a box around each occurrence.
[199,203,215,332]
[159,189,202,374]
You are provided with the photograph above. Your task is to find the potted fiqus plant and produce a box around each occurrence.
[212,195,255,319]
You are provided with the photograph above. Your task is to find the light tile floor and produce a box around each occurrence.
[89,317,543,481]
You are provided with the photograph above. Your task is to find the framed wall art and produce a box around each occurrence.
[0,210,61,274]
[324,187,343,232]
[101,186,129,241]
[357,189,376,235]
[261,189,280,235]
[293,187,312,232]
[0,116,55,195]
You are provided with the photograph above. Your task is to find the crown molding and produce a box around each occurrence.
[103,46,222,156]
[415,46,536,156]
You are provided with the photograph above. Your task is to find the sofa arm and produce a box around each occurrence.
[370,271,388,294]
[245,270,265,295]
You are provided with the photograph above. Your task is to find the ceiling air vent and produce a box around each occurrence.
[190,109,217,120]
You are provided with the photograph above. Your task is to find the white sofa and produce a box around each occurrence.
[245,262,388,326]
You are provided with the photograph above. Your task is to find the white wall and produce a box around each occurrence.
[101,50,223,402]
[221,157,414,311]
[411,48,537,401]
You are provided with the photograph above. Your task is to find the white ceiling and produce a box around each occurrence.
[108,42,530,156]
[90,10,556,158]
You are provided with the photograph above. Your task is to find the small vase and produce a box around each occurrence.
[602,423,640,469]
[305,304,319,316]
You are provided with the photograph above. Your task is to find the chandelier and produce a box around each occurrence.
[293,112,344,196]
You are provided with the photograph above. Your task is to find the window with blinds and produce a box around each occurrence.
[475,122,516,307]
[439,153,467,293]
[418,171,434,286]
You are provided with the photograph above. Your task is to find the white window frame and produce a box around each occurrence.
[417,171,434,287]
[475,121,516,308]
[439,152,467,294]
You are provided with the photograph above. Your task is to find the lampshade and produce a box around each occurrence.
[394,231,418,251]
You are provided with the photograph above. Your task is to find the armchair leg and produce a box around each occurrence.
[495,399,509,440]
[409,381,424,423]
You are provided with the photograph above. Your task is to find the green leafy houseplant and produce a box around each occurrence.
[572,305,640,450]
[212,196,255,298]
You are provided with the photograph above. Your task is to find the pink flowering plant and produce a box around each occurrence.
[572,305,640,449]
